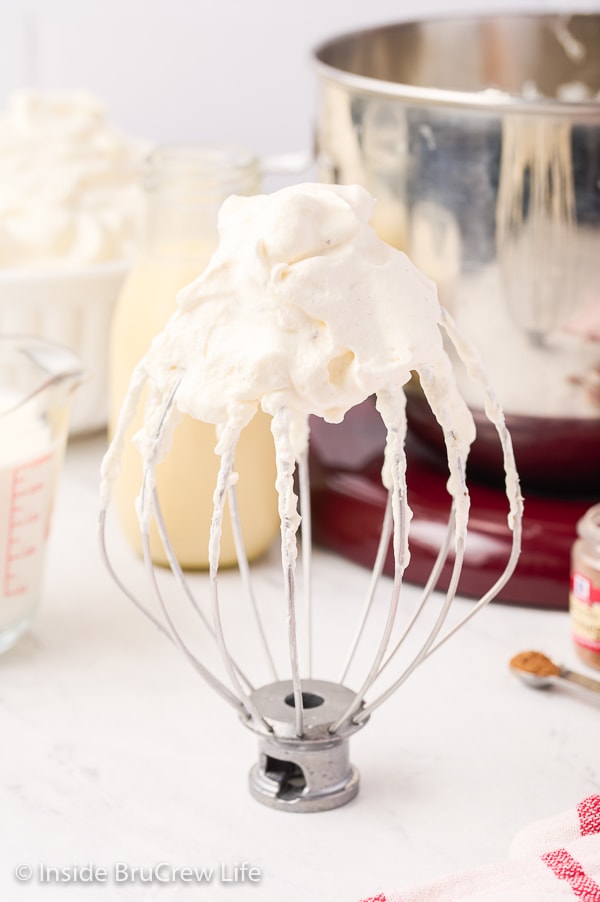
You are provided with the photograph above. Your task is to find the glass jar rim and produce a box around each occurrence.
[144,143,262,198]
[578,504,600,543]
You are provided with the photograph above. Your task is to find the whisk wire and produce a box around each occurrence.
[338,495,393,685]
[373,505,456,682]
[356,536,465,722]
[426,513,522,657]
[271,406,305,737]
[153,491,255,694]
[137,413,257,714]
[227,484,279,683]
[298,449,313,680]
[286,562,304,736]
[359,315,523,720]
[329,434,409,733]
[99,506,247,714]
[208,441,271,728]
[358,509,522,722]
[99,509,170,639]
[98,370,247,710]
[141,528,248,713]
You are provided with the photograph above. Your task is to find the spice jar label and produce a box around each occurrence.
[570,571,600,653]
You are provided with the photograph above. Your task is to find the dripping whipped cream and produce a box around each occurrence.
[101,182,522,576]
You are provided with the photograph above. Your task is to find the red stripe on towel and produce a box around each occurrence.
[578,795,600,837]
[542,848,600,901]
[359,895,387,902]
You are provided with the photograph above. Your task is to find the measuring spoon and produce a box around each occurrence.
[510,651,600,696]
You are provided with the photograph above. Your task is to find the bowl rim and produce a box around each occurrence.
[312,12,600,118]
[0,258,131,282]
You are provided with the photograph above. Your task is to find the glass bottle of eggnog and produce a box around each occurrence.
[108,145,279,568]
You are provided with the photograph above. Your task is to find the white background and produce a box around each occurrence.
[0,0,593,160]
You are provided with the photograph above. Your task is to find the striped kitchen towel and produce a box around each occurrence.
[360,794,600,901]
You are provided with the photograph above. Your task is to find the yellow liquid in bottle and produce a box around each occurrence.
[109,242,279,569]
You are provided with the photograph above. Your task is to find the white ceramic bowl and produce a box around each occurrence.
[0,260,129,435]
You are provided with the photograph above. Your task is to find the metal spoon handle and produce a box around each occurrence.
[561,668,600,695]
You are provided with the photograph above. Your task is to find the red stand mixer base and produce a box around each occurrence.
[309,401,597,611]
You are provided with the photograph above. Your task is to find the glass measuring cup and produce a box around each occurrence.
[0,336,83,654]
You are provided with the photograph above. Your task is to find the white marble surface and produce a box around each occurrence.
[2,434,599,902]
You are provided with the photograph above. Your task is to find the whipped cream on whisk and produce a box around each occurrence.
[0,91,145,268]
[102,183,521,574]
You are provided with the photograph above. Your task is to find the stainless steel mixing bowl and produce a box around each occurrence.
[313,14,600,492]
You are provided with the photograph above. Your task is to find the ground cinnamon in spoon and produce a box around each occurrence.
[510,650,561,677]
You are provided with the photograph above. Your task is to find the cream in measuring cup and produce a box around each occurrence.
[0,337,82,653]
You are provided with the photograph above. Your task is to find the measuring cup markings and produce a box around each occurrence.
[0,337,83,651]
[0,446,60,626]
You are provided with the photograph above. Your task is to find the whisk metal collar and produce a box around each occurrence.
[245,679,367,812]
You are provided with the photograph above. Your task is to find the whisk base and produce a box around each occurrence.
[245,679,365,812]
[249,759,359,812]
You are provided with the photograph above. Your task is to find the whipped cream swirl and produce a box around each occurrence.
[0,90,145,268]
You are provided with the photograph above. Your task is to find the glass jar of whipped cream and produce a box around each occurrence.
[570,504,600,670]
[108,146,279,568]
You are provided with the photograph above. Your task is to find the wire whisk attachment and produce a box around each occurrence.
[99,182,523,811]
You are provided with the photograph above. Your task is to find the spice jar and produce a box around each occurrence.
[570,503,600,670]
[108,145,279,569]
